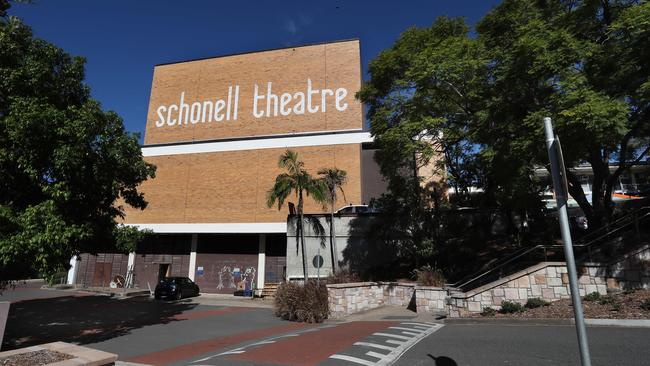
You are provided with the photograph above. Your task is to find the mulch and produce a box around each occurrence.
[0,349,73,366]
[478,289,650,319]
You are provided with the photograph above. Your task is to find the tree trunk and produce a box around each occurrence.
[298,190,308,282]
[329,210,337,274]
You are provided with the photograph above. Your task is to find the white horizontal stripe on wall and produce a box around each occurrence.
[124,222,287,233]
[142,130,373,157]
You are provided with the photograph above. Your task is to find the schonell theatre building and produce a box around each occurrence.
[66,39,387,294]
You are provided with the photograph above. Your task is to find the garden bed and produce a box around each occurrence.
[0,349,73,366]
[477,289,650,319]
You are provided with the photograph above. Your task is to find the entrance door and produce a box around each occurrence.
[158,263,170,282]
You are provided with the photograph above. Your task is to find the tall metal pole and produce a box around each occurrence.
[544,117,592,366]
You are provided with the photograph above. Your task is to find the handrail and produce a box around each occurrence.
[447,206,650,290]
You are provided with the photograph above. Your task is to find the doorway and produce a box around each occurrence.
[158,263,171,282]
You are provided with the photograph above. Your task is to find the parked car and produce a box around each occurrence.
[154,276,200,300]
[335,204,376,215]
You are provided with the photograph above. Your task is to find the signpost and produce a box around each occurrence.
[543,117,592,366]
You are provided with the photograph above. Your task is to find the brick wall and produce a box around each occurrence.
[144,40,362,145]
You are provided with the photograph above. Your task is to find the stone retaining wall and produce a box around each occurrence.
[327,246,649,318]
[448,245,650,317]
[327,282,447,318]
[327,282,414,318]
[415,286,447,314]
[447,262,607,317]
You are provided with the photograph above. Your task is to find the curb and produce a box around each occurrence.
[445,317,650,328]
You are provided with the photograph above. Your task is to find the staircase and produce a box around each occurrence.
[447,205,650,293]
[260,282,280,297]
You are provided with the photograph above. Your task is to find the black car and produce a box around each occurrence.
[154,276,200,300]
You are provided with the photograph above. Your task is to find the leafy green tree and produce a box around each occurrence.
[0,8,155,282]
[267,150,325,280]
[475,0,649,227]
[359,0,650,235]
[317,167,347,274]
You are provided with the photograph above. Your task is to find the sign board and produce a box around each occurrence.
[144,40,363,145]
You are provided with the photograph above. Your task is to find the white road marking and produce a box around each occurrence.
[366,351,389,359]
[353,342,396,351]
[388,326,425,333]
[386,339,405,345]
[330,354,377,366]
[190,325,325,363]
[399,331,420,336]
[400,322,434,327]
[330,323,444,365]
[373,332,412,340]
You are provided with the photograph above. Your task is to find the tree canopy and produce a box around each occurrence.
[0,7,155,280]
[359,0,650,234]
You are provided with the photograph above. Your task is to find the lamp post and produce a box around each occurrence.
[544,117,592,366]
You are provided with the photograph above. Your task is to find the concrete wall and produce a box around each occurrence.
[286,215,382,280]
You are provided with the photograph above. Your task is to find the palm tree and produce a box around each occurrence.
[267,150,325,281]
[317,168,347,274]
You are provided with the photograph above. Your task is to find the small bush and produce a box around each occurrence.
[623,288,637,295]
[610,303,622,312]
[640,299,650,311]
[598,295,616,306]
[583,292,602,301]
[274,280,329,323]
[525,298,550,309]
[412,265,445,287]
[499,300,525,314]
[481,307,497,317]
[326,268,361,284]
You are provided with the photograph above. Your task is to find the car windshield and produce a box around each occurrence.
[160,277,179,283]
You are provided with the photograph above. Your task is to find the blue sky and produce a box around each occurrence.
[10,0,500,142]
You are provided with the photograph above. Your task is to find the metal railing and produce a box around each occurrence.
[447,206,650,292]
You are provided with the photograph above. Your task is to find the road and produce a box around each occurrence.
[2,283,649,365]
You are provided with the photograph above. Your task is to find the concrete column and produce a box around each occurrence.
[189,233,198,281]
[257,234,266,291]
[126,252,136,288]
[66,256,79,285]
[127,251,136,268]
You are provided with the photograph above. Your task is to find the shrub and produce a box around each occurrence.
[499,300,525,314]
[610,303,622,312]
[525,298,550,309]
[598,295,616,306]
[412,265,445,287]
[640,299,650,311]
[623,288,637,295]
[326,268,361,284]
[274,280,329,323]
[481,307,497,317]
[583,292,601,301]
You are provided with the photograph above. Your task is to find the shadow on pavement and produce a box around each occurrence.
[2,295,198,350]
[428,354,458,366]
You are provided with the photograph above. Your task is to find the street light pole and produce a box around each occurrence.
[543,117,592,366]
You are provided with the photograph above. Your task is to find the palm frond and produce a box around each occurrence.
[304,216,327,248]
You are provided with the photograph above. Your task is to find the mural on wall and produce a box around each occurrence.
[216,265,256,291]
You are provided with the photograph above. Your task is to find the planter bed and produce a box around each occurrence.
[476,289,650,319]
[0,342,117,366]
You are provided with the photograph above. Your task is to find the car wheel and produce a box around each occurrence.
[155,294,161,300]
[175,290,182,300]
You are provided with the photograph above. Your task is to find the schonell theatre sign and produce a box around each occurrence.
[154,79,349,127]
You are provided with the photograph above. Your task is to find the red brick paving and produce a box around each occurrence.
[229,321,399,366]
[126,322,316,366]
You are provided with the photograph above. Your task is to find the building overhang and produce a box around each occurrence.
[123,222,287,234]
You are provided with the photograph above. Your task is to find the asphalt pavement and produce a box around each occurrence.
[2,283,649,366]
